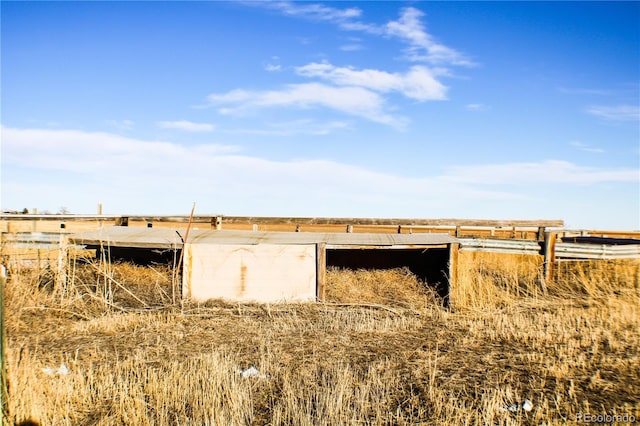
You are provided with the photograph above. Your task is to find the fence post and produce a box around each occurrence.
[316,243,326,302]
[542,231,557,290]
[56,234,68,291]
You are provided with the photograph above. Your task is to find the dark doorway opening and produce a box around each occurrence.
[326,247,451,306]
[92,246,181,266]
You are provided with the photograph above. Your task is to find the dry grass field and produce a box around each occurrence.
[1,250,639,425]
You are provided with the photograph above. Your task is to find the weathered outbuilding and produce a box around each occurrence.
[71,228,459,305]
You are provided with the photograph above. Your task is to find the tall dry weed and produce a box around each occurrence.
[2,250,639,425]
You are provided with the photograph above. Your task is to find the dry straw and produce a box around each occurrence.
[1,249,638,425]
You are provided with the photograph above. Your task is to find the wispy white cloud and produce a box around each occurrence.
[2,126,516,214]
[251,3,469,67]
[1,127,239,175]
[585,105,640,122]
[340,43,363,52]
[214,4,468,130]
[106,119,135,131]
[264,55,282,72]
[465,103,490,112]
[3,127,638,222]
[266,1,362,21]
[207,83,407,127]
[443,160,637,185]
[295,61,448,101]
[570,141,605,154]
[265,63,281,72]
[339,37,364,52]
[157,120,215,132]
[260,1,379,33]
[385,7,473,66]
[227,119,351,136]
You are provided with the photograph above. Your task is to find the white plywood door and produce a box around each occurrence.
[183,243,317,303]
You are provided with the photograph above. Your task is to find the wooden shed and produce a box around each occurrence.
[71,228,459,305]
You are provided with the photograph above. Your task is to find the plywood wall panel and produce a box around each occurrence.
[184,243,316,303]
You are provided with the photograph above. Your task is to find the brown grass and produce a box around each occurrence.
[2,251,639,425]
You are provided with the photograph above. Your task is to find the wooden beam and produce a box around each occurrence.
[0,214,565,228]
[214,216,565,228]
[316,243,327,302]
[448,243,459,308]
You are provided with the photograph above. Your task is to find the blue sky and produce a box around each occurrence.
[1,1,639,229]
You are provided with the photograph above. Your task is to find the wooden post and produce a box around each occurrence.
[98,203,103,228]
[537,227,545,241]
[542,231,557,289]
[56,234,68,291]
[447,243,459,309]
[316,243,326,302]
[455,226,461,238]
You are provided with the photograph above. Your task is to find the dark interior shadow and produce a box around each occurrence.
[17,420,41,426]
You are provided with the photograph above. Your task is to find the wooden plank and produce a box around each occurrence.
[543,231,557,285]
[184,243,316,303]
[0,214,566,228]
[0,215,566,236]
[448,243,459,308]
[316,243,326,302]
[215,216,565,227]
[325,244,449,250]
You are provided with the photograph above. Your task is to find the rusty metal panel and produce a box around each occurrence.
[183,243,317,303]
